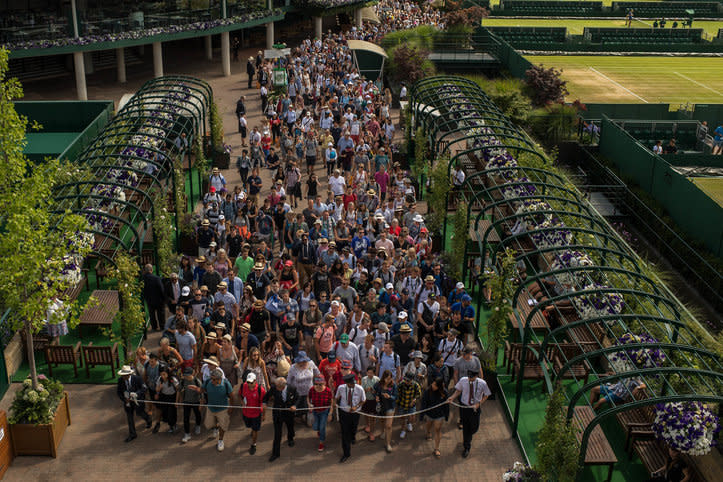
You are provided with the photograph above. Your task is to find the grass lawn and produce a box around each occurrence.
[690,177,723,208]
[524,55,723,104]
[489,0,713,10]
[482,18,723,39]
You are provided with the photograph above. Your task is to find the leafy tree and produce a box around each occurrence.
[153,190,177,278]
[426,157,452,235]
[486,248,517,362]
[385,45,436,87]
[108,252,146,358]
[524,64,569,106]
[443,6,488,29]
[449,201,469,280]
[0,47,91,389]
[535,384,581,482]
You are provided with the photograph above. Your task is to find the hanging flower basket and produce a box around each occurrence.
[653,401,720,456]
[608,332,667,374]
[571,283,624,321]
[550,249,594,286]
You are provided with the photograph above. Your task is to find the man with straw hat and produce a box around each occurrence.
[117,365,151,443]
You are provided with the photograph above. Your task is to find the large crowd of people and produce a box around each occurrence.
[120,0,491,464]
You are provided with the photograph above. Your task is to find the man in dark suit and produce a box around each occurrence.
[117,365,151,442]
[163,272,184,313]
[142,264,165,330]
[263,377,298,462]
[246,57,256,89]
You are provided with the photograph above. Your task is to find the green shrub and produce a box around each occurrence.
[9,376,65,425]
[535,384,580,482]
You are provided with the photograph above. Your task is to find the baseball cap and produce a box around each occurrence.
[340,333,349,343]
[246,372,257,383]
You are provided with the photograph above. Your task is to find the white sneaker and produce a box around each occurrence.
[217,440,225,452]
[407,423,413,432]
[400,430,406,439]
[195,425,201,435]
[182,433,191,443]
[212,428,219,439]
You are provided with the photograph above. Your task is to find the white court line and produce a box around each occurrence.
[588,67,649,103]
[634,18,652,27]
[673,71,723,97]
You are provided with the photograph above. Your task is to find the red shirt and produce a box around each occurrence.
[319,358,341,388]
[308,386,333,413]
[240,382,266,418]
[342,193,357,209]
[332,370,360,392]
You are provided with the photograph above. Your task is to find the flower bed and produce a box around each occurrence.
[609,332,666,373]
[550,249,594,286]
[572,283,624,321]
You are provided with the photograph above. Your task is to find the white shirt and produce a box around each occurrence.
[454,168,466,186]
[454,377,491,406]
[329,175,346,196]
[335,383,365,412]
[438,337,463,367]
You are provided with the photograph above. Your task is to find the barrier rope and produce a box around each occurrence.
[130,398,479,419]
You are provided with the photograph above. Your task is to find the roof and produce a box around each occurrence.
[346,39,388,59]
[360,6,380,24]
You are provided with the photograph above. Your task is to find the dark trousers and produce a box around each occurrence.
[147,304,165,330]
[339,410,360,457]
[272,414,295,456]
[125,403,151,437]
[159,393,177,428]
[248,74,254,89]
[183,404,202,434]
[459,406,480,450]
[239,167,249,185]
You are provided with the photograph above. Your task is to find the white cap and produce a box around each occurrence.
[398,311,408,319]
[181,286,191,296]
[385,282,393,290]
[331,300,340,307]
[456,282,465,290]
[246,372,257,383]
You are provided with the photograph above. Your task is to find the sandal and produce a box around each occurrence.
[434,449,441,458]
[426,433,432,441]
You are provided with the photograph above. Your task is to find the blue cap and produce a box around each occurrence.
[461,294,472,302]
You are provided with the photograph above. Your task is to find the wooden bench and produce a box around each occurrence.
[508,291,549,338]
[510,343,557,383]
[21,329,51,353]
[632,437,704,481]
[615,388,654,452]
[83,342,119,378]
[45,342,82,377]
[572,405,617,482]
[553,342,594,385]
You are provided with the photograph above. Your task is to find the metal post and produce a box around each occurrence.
[205,35,213,60]
[221,32,231,77]
[266,22,274,49]
[70,0,79,38]
[73,51,88,101]
[152,42,163,78]
[314,16,322,39]
[116,47,126,83]
[355,9,362,29]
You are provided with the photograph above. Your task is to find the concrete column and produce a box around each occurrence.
[314,16,322,40]
[204,35,213,60]
[73,51,87,101]
[355,9,363,29]
[70,0,79,37]
[152,41,163,78]
[266,21,274,50]
[221,31,231,77]
[116,47,126,83]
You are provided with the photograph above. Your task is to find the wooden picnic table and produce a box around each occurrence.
[78,290,119,338]
[573,405,618,482]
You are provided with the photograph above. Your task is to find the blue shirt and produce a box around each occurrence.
[351,235,370,258]
[451,302,475,320]
[203,378,233,412]
[714,125,723,142]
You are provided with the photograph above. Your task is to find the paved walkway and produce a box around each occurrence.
[1,383,519,481]
[5,37,522,480]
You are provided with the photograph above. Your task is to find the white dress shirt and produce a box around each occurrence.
[335,383,365,413]
[454,377,491,406]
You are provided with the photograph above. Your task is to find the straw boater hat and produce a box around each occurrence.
[117,365,133,376]
[203,356,220,367]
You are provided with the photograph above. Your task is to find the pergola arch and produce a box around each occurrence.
[410,75,723,473]
[53,76,212,271]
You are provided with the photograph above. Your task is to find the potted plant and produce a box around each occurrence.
[652,401,720,456]
[503,461,542,481]
[9,375,70,458]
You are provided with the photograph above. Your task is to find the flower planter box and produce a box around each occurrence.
[179,233,198,256]
[212,150,230,170]
[10,392,70,458]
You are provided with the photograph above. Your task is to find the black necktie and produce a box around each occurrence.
[468,380,474,405]
[347,387,352,407]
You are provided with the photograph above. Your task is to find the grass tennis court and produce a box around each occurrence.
[525,55,723,104]
[690,178,723,208]
[483,18,723,39]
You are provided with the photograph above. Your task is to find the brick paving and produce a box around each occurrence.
[1,383,519,481]
[5,36,522,480]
